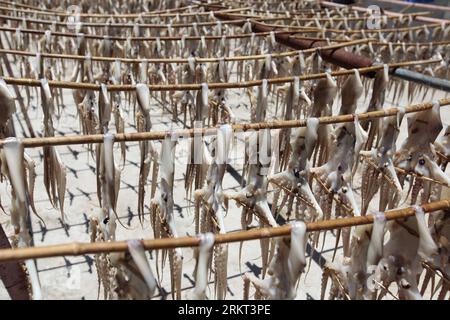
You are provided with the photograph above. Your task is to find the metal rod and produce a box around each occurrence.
[0,200,447,263]
[393,68,450,93]
[214,11,449,90]
[213,11,375,70]
[320,0,449,24]
[370,0,450,13]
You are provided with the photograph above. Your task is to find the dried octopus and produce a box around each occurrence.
[244,221,307,300]
[0,138,42,299]
[90,208,157,300]
[224,129,276,278]
[395,101,450,206]
[194,125,233,299]
[150,137,183,300]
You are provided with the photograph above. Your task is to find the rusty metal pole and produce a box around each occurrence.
[213,11,450,90]
[213,12,376,73]
[0,225,30,300]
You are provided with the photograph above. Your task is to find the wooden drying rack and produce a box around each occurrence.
[0,0,449,301]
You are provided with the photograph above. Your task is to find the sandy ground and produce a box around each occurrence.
[0,47,449,300]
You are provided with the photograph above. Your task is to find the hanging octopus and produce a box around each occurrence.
[150,137,183,300]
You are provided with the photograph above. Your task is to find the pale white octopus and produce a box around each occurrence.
[150,137,183,299]
[244,221,307,300]
[194,124,233,299]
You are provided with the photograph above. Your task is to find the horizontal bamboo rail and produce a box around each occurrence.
[223,10,362,19]
[0,13,249,28]
[264,21,447,33]
[1,12,315,29]
[0,200,447,263]
[1,97,448,148]
[204,1,430,22]
[1,1,353,19]
[0,11,427,28]
[203,1,366,17]
[0,25,297,41]
[0,5,247,19]
[1,58,440,92]
[372,40,450,47]
[0,1,198,15]
[0,38,370,64]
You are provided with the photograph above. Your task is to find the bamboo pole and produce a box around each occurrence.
[0,5,249,19]
[1,97,448,148]
[202,1,427,20]
[0,38,370,64]
[0,11,426,28]
[261,21,447,33]
[0,25,296,41]
[0,1,351,19]
[0,13,250,29]
[0,200,447,263]
[372,40,450,47]
[0,0,198,15]
[1,58,441,92]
